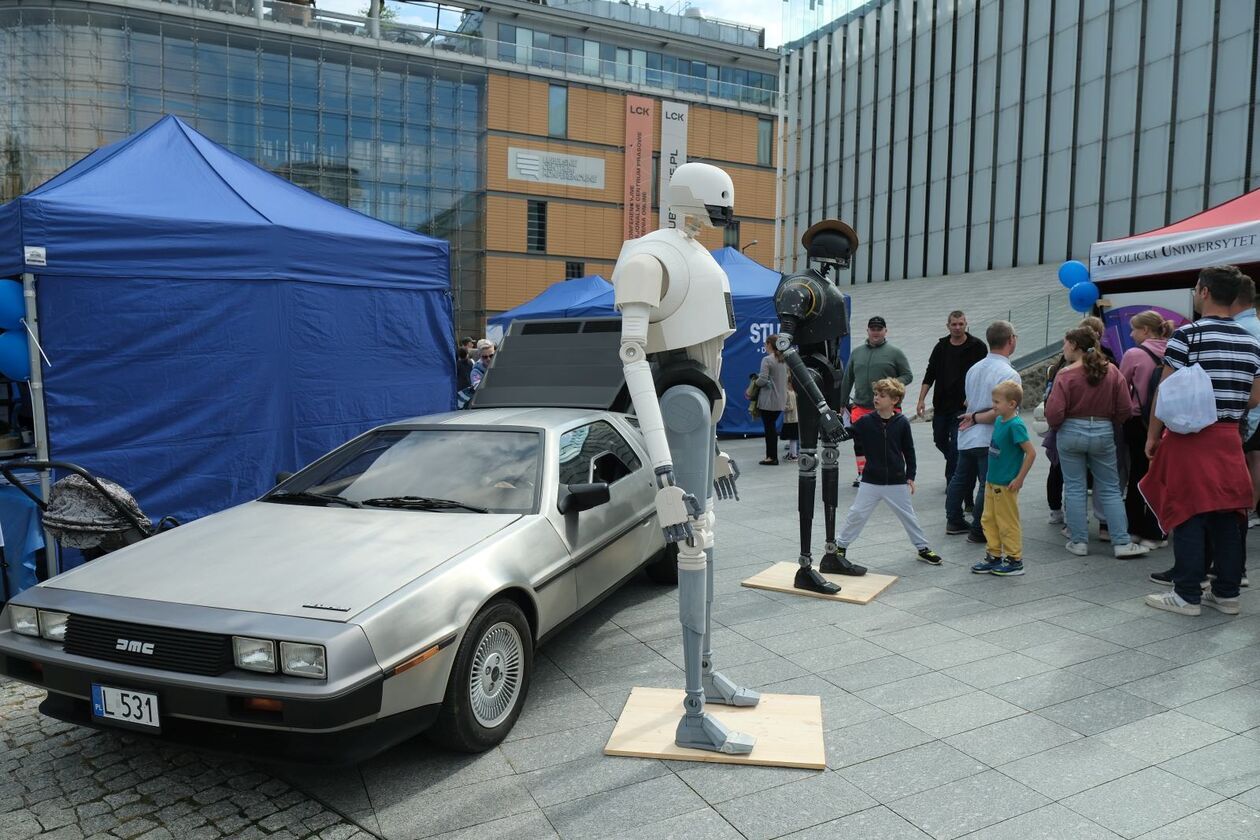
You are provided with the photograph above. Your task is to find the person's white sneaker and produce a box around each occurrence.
[1203,591,1241,615]
[1249,511,1259,529]
[1145,591,1201,616]
[1114,542,1151,559]
[1137,538,1167,549]
[1048,510,1064,525]
[1065,540,1089,556]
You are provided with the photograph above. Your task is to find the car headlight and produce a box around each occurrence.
[37,610,69,642]
[9,605,39,637]
[232,636,277,673]
[280,642,326,679]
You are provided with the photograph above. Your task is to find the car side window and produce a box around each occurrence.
[558,421,642,487]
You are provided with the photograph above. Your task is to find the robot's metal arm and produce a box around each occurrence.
[776,332,849,443]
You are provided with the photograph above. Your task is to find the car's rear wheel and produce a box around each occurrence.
[645,543,679,585]
[429,599,532,752]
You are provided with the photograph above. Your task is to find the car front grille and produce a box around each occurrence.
[63,614,233,677]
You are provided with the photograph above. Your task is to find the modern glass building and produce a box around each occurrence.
[777,0,1260,284]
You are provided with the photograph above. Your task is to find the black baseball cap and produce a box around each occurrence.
[868,316,887,329]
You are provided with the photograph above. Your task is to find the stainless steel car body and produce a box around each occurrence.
[0,406,665,759]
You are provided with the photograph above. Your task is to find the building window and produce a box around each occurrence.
[527,201,547,252]
[565,261,584,279]
[548,85,567,138]
[757,119,773,167]
[724,219,741,249]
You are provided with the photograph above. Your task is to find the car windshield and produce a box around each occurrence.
[273,429,541,514]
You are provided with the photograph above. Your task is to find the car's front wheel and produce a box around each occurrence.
[429,598,532,752]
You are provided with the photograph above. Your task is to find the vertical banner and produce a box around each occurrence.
[658,101,689,229]
[623,95,654,241]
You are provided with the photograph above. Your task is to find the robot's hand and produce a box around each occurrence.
[655,485,702,544]
[713,452,740,501]
[818,407,851,443]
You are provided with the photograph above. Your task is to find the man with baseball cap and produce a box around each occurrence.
[839,315,914,486]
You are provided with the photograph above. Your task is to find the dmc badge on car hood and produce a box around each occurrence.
[44,502,521,619]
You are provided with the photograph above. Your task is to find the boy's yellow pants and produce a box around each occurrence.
[981,482,1022,560]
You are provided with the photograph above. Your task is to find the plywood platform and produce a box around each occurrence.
[604,687,825,769]
[740,562,897,604]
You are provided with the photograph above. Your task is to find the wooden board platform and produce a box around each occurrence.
[740,562,897,604]
[604,687,825,769]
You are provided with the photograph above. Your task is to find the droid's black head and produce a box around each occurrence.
[801,219,859,269]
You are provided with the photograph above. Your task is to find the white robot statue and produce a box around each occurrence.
[613,162,758,755]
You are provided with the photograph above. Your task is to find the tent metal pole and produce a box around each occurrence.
[21,272,57,578]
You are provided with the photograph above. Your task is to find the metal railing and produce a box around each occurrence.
[150,0,778,109]
[978,292,1080,369]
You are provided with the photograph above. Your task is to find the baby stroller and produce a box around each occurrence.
[0,460,178,564]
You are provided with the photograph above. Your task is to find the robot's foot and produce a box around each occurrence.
[820,549,867,577]
[704,671,761,707]
[794,565,841,595]
[676,712,756,755]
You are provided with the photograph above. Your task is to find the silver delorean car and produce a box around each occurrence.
[0,320,679,763]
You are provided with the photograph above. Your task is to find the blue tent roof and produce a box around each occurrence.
[488,275,613,329]
[711,246,784,299]
[0,115,448,287]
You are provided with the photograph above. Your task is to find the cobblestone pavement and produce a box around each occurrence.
[0,679,378,840]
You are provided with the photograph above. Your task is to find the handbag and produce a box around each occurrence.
[1154,330,1217,435]
[745,375,761,418]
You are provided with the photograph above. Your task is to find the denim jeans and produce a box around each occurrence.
[1174,511,1244,604]
[1057,418,1130,545]
[932,412,961,482]
[945,447,987,537]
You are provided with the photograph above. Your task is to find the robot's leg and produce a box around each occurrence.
[661,386,754,754]
[819,442,867,577]
[792,408,840,594]
[701,504,758,707]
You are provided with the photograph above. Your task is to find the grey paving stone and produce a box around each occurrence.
[371,775,539,839]
[1062,766,1223,838]
[361,746,512,801]
[986,670,1106,710]
[1064,650,1179,687]
[899,638,1008,670]
[951,803,1121,839]
[1038,688,1167,736]
[1122,661,1250,707]
[785,639,890,672]
[996,737,1149,800]
[714,656,810,689]
[825,716,934,769]
[1158,735,1260,796]
[425,810,558,840]
[1095,711,1233,765]
[1087,616,1189,648]
[1022,635,1125,667]
[1135,798,1260,840]
[519,754,668,807]
[974,620,1087,652]
[779,805,930,839]
[502,694,613,742]
[1137,622,1260,664]
[887,770,1048,840]
[856,673,974,714]
[764,674,886,731]
[542,775,706,840]
[831,604,932,638]
[612,807,743,840]
[667,761,816,806]
[1044,605,1143,634]
[756,624,857,656]
[1179,685,1260,733]
[941,653,1058,690]
[944,714,1081,766]
[713,769,875,840]
[894,691,1024,739]
[839,741,987,802]
[820,655,930,692]
[867,623,968,654]
[498,721,617,773]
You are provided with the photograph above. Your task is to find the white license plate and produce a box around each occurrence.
[91,684,160,729]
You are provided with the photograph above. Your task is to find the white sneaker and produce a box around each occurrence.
[1145,591,1201,616]
[1203,591,1241,615]
[1114,542,1151,559]
[1137,538,1167,549]
[1065,540,1089,556]
[1048,510,1064,525]
[1249,512,1259,529]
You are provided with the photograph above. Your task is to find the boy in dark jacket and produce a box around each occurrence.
[833,378,943,566]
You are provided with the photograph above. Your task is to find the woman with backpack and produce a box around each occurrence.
[1119,311,1174,547]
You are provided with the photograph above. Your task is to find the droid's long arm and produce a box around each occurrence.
[775,308,847,442]
[616,253,702,543]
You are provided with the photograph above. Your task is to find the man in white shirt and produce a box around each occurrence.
[946,320,1021,543]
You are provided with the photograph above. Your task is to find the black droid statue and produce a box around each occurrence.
[773,220,869,595]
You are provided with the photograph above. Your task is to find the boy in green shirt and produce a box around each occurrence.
[972,380,1037,576]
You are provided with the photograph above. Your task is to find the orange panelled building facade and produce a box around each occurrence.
[484,74,778,317]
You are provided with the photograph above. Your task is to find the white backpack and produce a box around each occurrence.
[1153,331,1217,435]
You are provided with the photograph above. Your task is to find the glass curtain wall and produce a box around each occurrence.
[0,4,487,333]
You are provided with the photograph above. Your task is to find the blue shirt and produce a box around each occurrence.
[987,415,1031,485]
[1234,309,1260,437]
[958,353,1022,450]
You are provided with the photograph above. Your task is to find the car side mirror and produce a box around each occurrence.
[275,471,294,485]
[558,482,610,515]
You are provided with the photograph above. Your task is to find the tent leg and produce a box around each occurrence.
[21,273,57,579]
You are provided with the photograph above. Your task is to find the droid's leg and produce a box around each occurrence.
[820,441,868,576]
[702,500,759,707]
[660,385,754,754]
[794,399,841,595]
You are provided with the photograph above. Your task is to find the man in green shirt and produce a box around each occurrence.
[840,316,914,486]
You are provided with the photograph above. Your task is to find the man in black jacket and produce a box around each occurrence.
[916,311,987,482]
[830,378,943,567]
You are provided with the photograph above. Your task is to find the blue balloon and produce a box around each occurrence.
[1058,260,1090,289]
[0,330,30,380]
[1069,281,1100,313]
[0,281,22,331]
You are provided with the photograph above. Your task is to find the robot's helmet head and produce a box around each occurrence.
[801,219,859,268]
[667,162,734,228]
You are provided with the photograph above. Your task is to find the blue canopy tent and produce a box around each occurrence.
[0,115,452,590]
[484,247,850,434]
